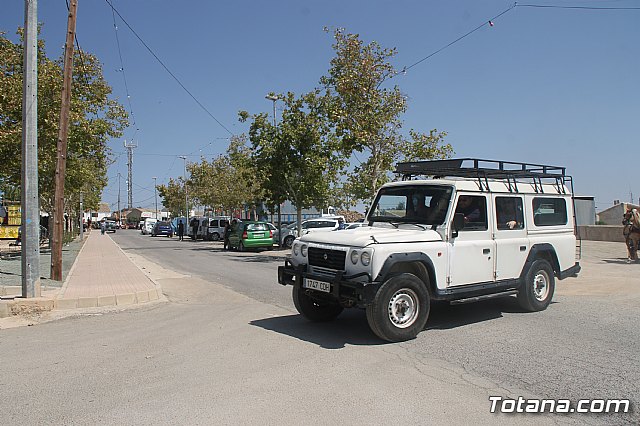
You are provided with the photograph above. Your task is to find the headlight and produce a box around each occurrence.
[292,243,299,256]
[360,251,371,266]
[301,244,308,257]
[350,250,359,265]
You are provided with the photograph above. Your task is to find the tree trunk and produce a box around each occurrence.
[296,206,303,237]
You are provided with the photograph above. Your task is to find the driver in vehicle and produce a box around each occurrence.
[455,195,481,223]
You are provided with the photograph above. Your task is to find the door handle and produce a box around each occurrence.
[483,248,491,255]
[520,246,527,251]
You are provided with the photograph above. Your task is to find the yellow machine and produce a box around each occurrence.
[0,203,20,239]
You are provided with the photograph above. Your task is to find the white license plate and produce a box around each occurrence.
[303,278,331,293]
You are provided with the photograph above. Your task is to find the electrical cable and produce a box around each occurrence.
[103,0,234,136]
[109,0,138,138]
[403,3,517,73]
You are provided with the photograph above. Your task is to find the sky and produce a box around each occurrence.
[2,0,639,213]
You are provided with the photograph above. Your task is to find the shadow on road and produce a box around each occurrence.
[252,297,532,348]
[250,310,383,349]
[602,258,638,265]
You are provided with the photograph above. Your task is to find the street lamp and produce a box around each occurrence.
[152,176,158,220]
[178,156,188,219]
[265,94,282,247]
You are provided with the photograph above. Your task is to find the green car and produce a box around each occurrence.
[228,221,274,251]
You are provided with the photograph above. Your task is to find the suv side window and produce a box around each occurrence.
[318,221,336,228]
[454,195,488,231]
[495,197,524,230]
[533,198,567,226]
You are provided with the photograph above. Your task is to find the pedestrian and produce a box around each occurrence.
[177,219,185,241]
[100,220,106,235]
[223,220,232,250]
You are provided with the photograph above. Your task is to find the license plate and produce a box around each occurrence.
[303,278,331,293]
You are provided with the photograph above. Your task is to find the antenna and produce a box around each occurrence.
[124,139,138,209]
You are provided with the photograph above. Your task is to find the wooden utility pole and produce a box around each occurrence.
[51,0,78,281]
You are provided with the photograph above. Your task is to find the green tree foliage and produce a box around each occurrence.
[0,28,128,217]
[188,135,263,216]
[320,28,452,202]
[157,177,187,217]
[240,91,345,232]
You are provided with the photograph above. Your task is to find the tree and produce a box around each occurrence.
[188,135,264,217]
[320,29,452,202]
[157,177,187,217]
[240,91,345,234]
[0,28,128,216]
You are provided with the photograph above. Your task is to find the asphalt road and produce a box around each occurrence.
[0,232,637,425]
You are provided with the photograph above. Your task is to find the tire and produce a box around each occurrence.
[517,259,555,312]
[292,286,343,322]
[284,236,295,249]
[211,233,220,241]
[366,273,430,342]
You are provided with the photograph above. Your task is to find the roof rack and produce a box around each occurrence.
[395,158,571,194]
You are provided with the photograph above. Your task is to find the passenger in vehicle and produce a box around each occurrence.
[496,200,520,230]
[455,196,481,223]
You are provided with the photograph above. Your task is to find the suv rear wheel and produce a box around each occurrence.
[518,259,555,312]
[366,273,430,342]
[293,286,343,322]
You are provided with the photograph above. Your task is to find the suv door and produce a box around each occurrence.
[493,195,529,280]
[448,194,495,286]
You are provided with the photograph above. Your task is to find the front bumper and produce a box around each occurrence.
[277,259,379,307]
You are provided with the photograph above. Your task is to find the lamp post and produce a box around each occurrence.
[178,156,188,219]
[265,94,282,247]
[152,176,158,220]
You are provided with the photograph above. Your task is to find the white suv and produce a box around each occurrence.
[280,217,343,248]
[278,159,581,342]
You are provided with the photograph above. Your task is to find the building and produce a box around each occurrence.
[83,203,112,225]
[596,202,640,225]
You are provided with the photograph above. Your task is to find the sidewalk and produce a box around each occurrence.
[0,231,162,318]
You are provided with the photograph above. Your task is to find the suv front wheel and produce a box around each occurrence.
[518,259,555,312]
[293,286,343,321]
[366,273,430,342]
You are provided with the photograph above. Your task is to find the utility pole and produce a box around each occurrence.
[21,0,41,297]
[117,172,121,226]
[265,94,282,247]
[152,177,158,220]
[79,192,84,241]
[51,0,78,282]
[178,156,188,218]
[124,140,137,209]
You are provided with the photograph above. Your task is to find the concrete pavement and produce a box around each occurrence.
[0,230,162,319]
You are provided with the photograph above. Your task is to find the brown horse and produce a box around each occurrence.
[623,208,640,262]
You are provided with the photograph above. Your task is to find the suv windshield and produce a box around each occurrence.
[369,184,453,226]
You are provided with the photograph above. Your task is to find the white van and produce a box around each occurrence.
[141,218,158,235]
[203,216,231,241]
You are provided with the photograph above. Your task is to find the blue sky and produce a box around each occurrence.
[2,0,639,212]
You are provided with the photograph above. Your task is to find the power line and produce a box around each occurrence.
[103,0,234,136]
[517,3,640,10]
[402,2,640,74]
[109,1,138,137]
[403,3,517,73]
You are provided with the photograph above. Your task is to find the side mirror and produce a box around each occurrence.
[452,213,465,238]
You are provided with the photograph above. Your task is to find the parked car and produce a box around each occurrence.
[197,216,230,241]
[151,221,173,237]
[280,217,342,248]
[104,220,117,233]
[228,221,274,251]
[345,222,368,230]
[141,218,158,235]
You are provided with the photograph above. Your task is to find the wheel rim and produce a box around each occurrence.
[387,288,419,329]
[533,270,550,301]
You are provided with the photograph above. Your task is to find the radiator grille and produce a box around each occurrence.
[308,247,346,270]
